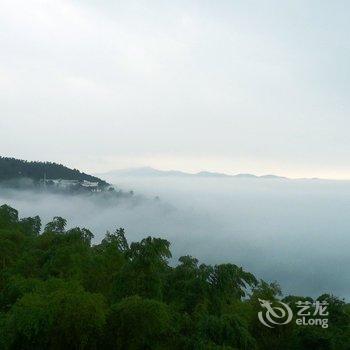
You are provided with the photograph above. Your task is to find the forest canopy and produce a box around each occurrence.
[0,204,349,349]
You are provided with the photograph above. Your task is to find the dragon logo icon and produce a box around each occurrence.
[258,299,293,328]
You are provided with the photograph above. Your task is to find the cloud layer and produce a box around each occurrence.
[2,176,350,299]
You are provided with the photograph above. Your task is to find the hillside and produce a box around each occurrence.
[0,157,108,186]
[0,203,348,349]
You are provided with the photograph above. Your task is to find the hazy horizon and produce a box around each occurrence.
[95,165,350,181]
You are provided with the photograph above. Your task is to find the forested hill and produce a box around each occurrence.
[0,204,349,349]
[0,157,108,185]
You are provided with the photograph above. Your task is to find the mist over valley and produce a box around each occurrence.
[2,168,349,299]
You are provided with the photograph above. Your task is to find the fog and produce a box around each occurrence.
[1,176,350,299]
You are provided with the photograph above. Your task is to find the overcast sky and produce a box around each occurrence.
[1,0,350,178]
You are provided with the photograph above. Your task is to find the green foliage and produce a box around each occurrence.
[44,217,67,234]
[113,237,171,301]
[106,296,171,349]
[197,313,256,349]
[0,205,19,228]
[2,280,106,349]
[19,216,41,236]
[0,203,349,349]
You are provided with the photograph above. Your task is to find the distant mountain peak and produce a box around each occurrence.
[195,171,230,177]
[233,173,259,178]
[260,174,287,179]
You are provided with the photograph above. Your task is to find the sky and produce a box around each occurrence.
[1,0,350,178]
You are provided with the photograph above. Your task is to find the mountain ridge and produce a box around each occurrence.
[97,167,288,180]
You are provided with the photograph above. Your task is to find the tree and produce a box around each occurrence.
[106,296,171,349]
[113,237,171,300]
[0,205,18,228]
[2,280,107,349]
[101,228,129,252]
[164,256,211,313]
[209,264,258,313]
[44,217,67,233]
[84,229,127,298]
[19,216,41,236]
[197,313,256,349]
